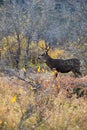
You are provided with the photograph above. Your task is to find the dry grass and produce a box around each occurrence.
[0,73,87,130]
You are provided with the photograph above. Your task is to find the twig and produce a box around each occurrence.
[1,66,41,89]
[32,114,51,130]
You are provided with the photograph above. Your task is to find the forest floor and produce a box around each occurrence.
[0,71,87,130]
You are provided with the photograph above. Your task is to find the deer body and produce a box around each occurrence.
[38,53,82,77]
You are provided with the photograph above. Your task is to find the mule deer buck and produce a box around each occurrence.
[38,44,82,78]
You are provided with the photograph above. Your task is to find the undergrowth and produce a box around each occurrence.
[0,73,87,130]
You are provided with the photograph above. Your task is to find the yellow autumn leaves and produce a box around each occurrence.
[11,95,17,103]
[22,67,26,72]
[38,40,64,58]
[37,66,48,73]
[0,120,3,125]
[37,66,41,73]
[11,88,24,103]
[38,40,46,49]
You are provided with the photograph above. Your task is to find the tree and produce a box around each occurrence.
[0,0,87,70]
[0,0,3,5]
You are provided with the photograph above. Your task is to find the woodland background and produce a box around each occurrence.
[0,0,87,130]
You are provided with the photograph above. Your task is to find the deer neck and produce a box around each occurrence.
[45,55,52,64]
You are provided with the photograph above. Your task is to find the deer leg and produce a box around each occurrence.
[52,72,58,84]
[72,71,78,78]
[77,71,82,77]
[55,71,58,78]
[53,72,61,94]
[73,70,82,78]
[52,69,58,79]
[75,71,82,78]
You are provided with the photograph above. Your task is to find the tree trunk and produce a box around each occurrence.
[16,33,21,70]
[24,36,31,76]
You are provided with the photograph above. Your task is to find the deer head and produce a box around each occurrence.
[38,43,51,62]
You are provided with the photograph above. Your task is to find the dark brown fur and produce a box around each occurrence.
[38,52,82,77]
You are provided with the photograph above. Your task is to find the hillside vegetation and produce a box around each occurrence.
[0,71,87,130]
[0,1,87,130]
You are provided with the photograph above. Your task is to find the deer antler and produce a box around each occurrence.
[38,42,51,54]
[45,42,51,54]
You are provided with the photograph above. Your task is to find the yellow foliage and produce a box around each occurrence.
[49,49,64,58]
[0,120,3,125]
[52,68,58,76]
[11,95,17,103]
[30,86,34,90]
[58,84,61,89]
[14,32,17,39]
[30,41,36,49]
[38,40,46,49]
[22,109,26,114]
[52,84,55,88]
[1,35,18,54]
[2,37,7,44]
[42,68,45,72]
[19,32,24,39]
[37,66,41,73]
[0,74,87,130]
[22,67,26,72]
[21,37,27,48]
[38,40,64,58]
[45,69,48,73]
[3,47,7,51]
[7,35,17,44]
